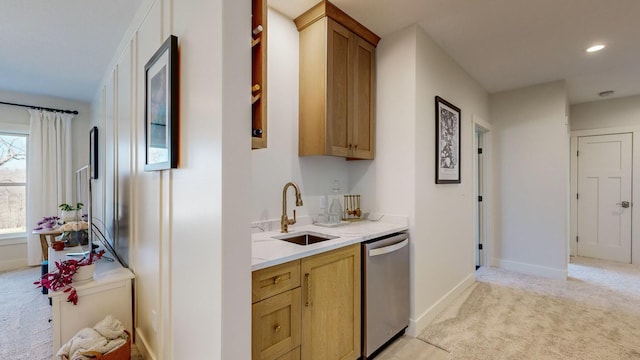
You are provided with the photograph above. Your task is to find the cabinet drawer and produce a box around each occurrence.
[275,347,300,360]
[252,260,300,303]
[252,288,301,360]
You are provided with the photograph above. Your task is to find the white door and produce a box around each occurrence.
[577,133,632,263]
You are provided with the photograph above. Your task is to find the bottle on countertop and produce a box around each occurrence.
[317,195,328,224]
[329,180,343,224]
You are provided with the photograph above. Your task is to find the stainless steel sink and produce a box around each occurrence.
[273,231,338,246]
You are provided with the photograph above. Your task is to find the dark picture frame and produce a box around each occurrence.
[144,35,178,171]
[435,96,461,184]
[89,126,98,179]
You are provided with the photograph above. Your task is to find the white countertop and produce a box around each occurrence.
[252,216,408,271]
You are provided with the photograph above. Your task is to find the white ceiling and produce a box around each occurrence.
[0,1,638,105]
[0,0,143,103]
[271,0,640,104]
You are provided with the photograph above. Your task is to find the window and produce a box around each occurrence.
[0,133,27,236]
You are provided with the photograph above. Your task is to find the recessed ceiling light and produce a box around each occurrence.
[598,90,614,97]
[587,44,606,53]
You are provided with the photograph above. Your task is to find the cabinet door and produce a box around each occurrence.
[252,288,302,360]
[327,19,352,157]
[351,36,375,160]
[301,244,361,360]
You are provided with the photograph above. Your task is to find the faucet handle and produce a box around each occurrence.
[291,209,297,225]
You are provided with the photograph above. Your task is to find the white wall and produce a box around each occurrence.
[254,16,491,339]
[569,95,640,265]
[0,90,90,271]
[490,81,569,279]
[366,25,490,335]
[91,0,251,358]
[251,8,352,225]
[570,95,640,131]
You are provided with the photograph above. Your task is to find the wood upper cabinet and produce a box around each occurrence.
[296,1,379,160]
[351,35,375,159]
[301,244,361,360]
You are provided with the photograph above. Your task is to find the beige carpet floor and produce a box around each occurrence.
[0,266,52,359]
[0,266,143,359]
[419,257,640,359]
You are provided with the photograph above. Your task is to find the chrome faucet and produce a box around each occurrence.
[281,182,303,233]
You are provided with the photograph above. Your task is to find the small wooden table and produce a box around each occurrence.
[32,228,63,261]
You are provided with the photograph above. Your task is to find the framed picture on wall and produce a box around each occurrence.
[89,126,98,179]
[435,96,461,184]
[144,35,178,171]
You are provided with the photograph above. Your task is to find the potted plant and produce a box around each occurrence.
[59,202,84,222]
[59,220,90,246]
[35,250,105,305]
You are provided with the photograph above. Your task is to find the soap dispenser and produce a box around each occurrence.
[329,180,343,224]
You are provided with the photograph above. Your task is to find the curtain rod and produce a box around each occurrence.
[0,100,78,115]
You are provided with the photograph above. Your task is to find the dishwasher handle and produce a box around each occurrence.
[368,238,409,257]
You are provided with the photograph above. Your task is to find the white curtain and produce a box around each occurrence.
[26,109,74,265]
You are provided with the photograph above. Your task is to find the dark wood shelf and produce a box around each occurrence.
[252,0,267,149]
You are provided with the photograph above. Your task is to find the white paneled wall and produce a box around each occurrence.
[91,0,251,358]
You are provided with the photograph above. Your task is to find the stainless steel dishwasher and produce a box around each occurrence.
[362,232,410,359]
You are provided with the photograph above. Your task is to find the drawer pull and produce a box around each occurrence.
[274,324,281,333]
[273,276,282,284]
[305,273,312,307]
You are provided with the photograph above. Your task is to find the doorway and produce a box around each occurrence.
[474,119,491,270]
[576,134,632,263]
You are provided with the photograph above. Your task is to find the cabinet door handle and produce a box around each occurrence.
[273,324,281,333]
[273,276,282,284]
[305,273,312,307]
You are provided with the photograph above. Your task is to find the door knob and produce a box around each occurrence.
[616,201,631,208]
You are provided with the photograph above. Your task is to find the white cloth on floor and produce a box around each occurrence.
[56,315,127,360]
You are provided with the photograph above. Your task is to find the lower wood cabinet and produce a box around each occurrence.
[252,244,361,360]
[301,244,361,360]
[252,288,302,360]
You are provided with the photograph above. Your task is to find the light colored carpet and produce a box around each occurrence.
[0,266,144,359]
[419,257,640,359]
[0,266,52,359]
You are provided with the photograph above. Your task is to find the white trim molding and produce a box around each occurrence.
[473,114,492,268]
[408,272,476,337]
[571,125,640,137]
[493,258,567,280]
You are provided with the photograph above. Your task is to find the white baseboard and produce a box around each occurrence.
[493,258,567,280]
[407,271,476,337]
[135,328,157,360]
[0,258,27,272]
